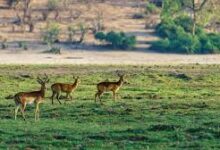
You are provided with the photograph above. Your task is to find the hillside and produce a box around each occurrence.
[0,0,159,51]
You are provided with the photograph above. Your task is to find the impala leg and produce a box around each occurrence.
[14,105,20,120]
[112,91,116,101]
[21,103,26,121]
[98,91,103,104]
[51,92,56,105]
[69,93,73,100]
[95,92,98,103]
[56,92,62,104]
[35,103,39,121]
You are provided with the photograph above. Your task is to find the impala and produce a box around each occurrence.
[95,73,126,103]
[51,76,80,104]
[14,74,49,121]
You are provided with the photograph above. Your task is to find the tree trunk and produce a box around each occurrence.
[192,0,196,36]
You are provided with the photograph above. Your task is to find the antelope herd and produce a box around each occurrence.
[12,72,126,121]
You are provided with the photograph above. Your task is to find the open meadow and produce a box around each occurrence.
[0,64,220,149]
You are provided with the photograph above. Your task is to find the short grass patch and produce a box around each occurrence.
[0,64,220,149]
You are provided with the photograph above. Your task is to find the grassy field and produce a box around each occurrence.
[0,64,220,149]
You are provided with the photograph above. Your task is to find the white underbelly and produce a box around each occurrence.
[26,98,36,105]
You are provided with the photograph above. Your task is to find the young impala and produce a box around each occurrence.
[95,73,126,103]
[14,74,49,121]
[51,76,80,104]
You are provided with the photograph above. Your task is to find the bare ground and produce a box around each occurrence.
[1,50,220,65]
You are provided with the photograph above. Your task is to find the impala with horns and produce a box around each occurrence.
[95,72,126,103]
[51,76,80,104]
[14,74,49,121]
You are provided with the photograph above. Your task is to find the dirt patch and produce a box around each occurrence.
[1,50,220,65]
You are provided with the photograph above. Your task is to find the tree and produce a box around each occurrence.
[181,0,209,36]
[162,0,210,36]
[12,0,34,32]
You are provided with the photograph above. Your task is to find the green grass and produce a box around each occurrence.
[0,64,220,149]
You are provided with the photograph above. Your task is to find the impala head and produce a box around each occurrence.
[73,76,80,84]
[37,74,50,90]
[116,71,126,83]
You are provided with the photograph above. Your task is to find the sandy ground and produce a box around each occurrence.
[1,50,220,65]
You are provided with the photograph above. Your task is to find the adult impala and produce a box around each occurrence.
[51,76,80,104]
[95,72,126,103]
[14,74,49,121]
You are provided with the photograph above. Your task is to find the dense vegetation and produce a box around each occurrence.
[95,31,136,50]
[0,65,220,149]
[150,0,220,54]
[152,16,220,53]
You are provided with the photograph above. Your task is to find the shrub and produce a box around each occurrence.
[67,25,77,43]
[105,31,123,48]
[1,38,8,49]
[121,35,136,49]
[174,16,194,33]
[48,47,61,54]
[156,20,177,38]
[95,31,136,50]
[169,32,201,53]
[18,41,28,50]
[151,38,170,52]
[43,22,60,48]
[152,15,220,54]
[95,32,106,41]
[145,3,159,15]
[208,33,220,49]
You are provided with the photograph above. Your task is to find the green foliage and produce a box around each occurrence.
[95,31,136,50]
[43,23,60,47]
[174,15,194,33]
[145,3,159,15]
[152,15,220,54]
[95,32,106,41]
[151,38,170,52]
[161,0,182,19]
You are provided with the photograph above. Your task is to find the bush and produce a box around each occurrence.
[145,3,159,15]
[43,22,60,47]
[1,38,8,49]
[95,31,136,50]
[174,16,194,33]
[151,38,170,52]
[208,33,220,49]
[152,15,220,54]
[18,41,28,50]
[95,32,106,41]
[48,47,61,54]
[121,35,136,50]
